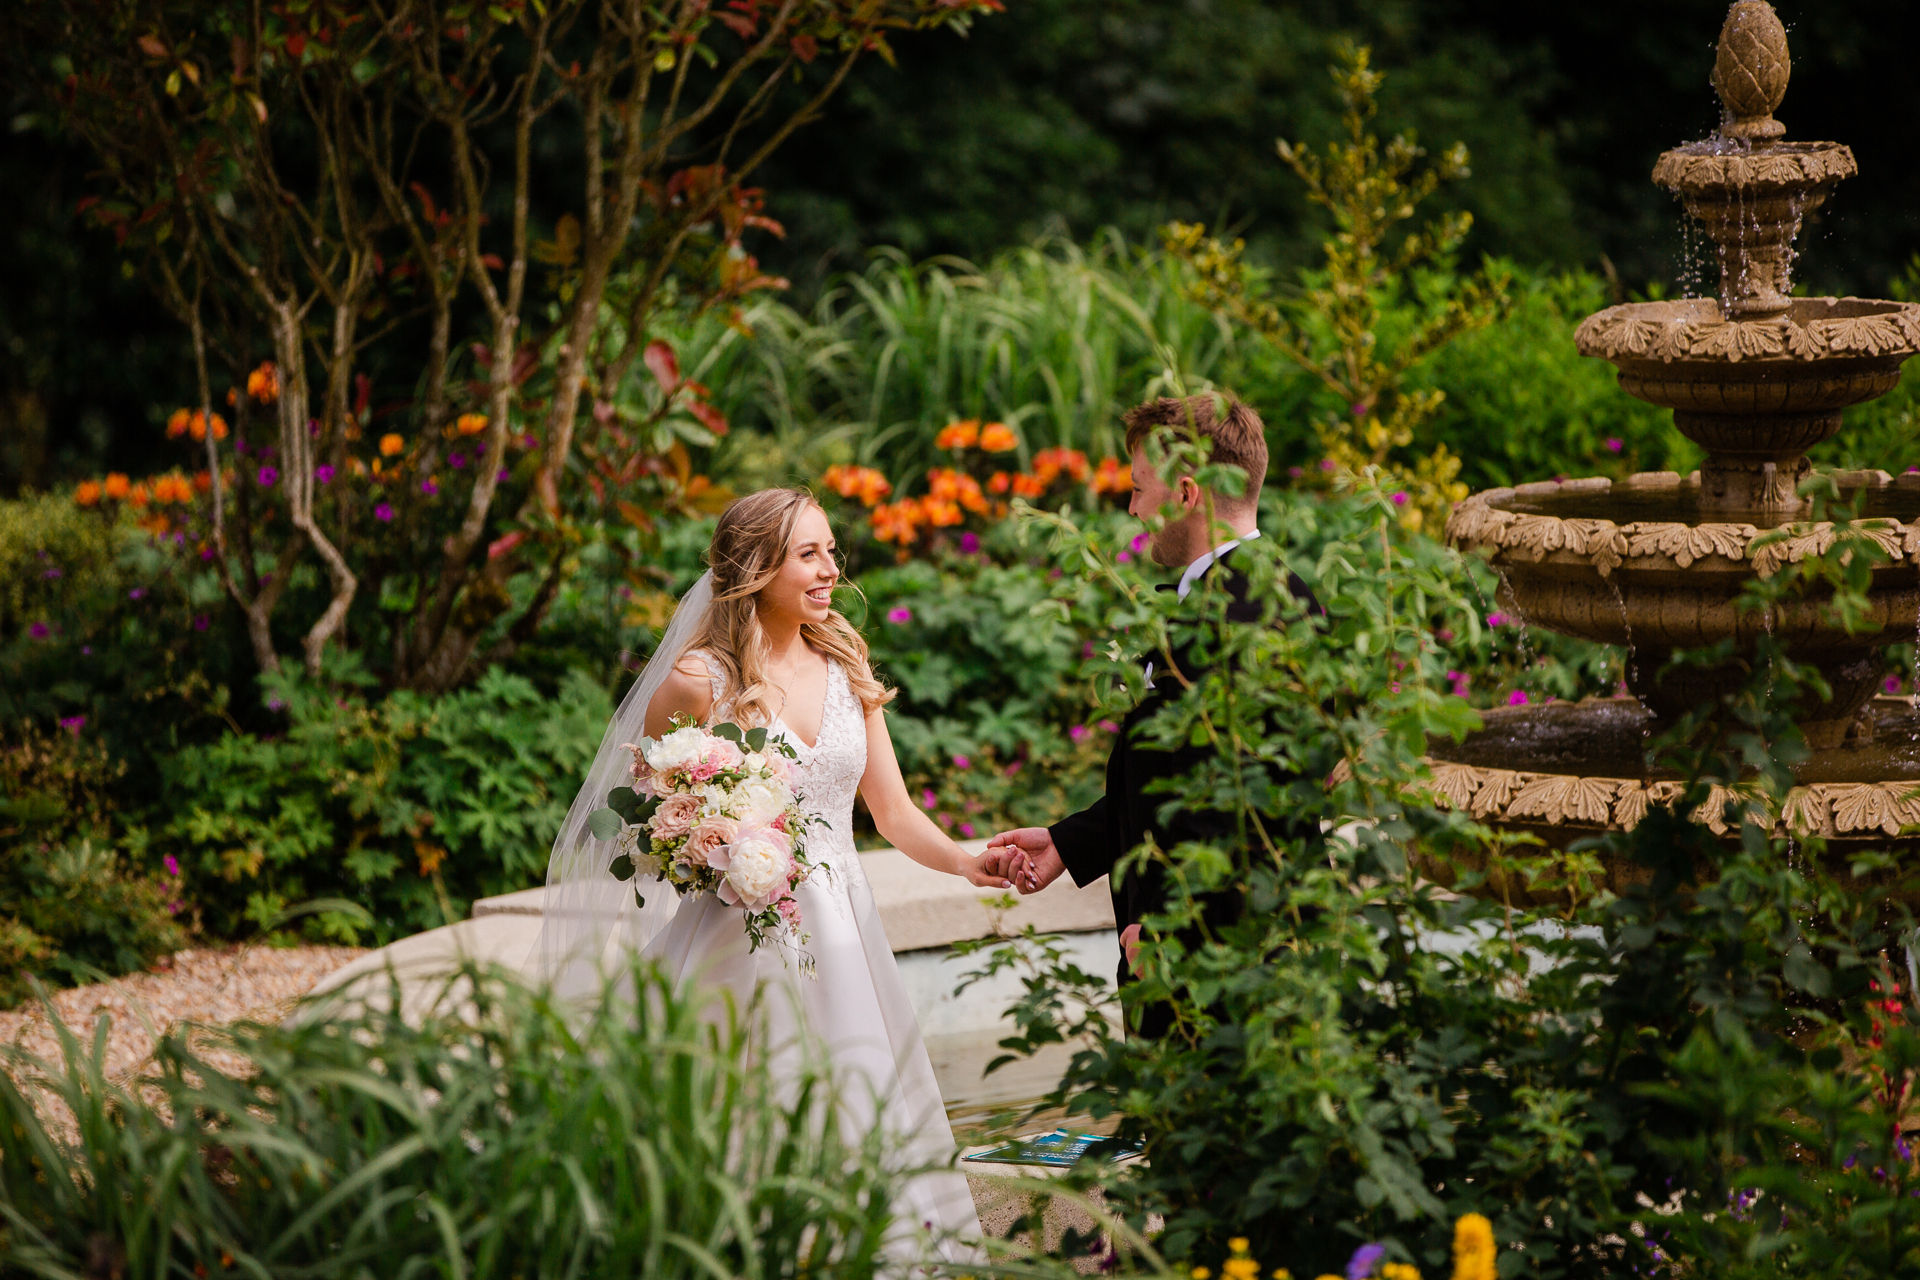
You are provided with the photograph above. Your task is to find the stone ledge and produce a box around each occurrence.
[472,838,1117,954]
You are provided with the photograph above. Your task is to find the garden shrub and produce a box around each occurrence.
[0,959,906,1279]
[153,661,612,944]
[0,721,184,1007]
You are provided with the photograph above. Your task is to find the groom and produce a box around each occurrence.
[981,393,1310,1029]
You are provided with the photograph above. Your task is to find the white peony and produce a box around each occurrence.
[643,726,710,774]
[733,774,793,825]
[715,829,792,909]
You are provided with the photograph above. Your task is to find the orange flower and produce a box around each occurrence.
[103,473,131,500]
[870,499,925,545]
[150,475,177,503]
[823,463,893,507]
[455,412,488,436]
[919,495,964,527]
[987,471,1011,495]
[193,470,212,493]
[935,419,980,450]
[246,361,280,404]
[1032,446,1089,486]
[128,482,151,508]
[1091,454,1130,495]
[927,467,989,515]
[166,408,193,439]
[978,422,1017,453]
[185,411,229,442]
[379,433,405,457]
[1011,473,1045,499]
[75,480,102,506]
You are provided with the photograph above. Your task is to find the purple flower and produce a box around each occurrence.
[81,646,90,655]
[58,716,85,735]
[1099,720,1119,733]
[29,622,49,639]
[1320,458,1336,472]
[268,698,286,712]
[235,438,250,455]
[1391,491,1408,506]
[1346,1243,1386,1280]
[315,464,335,484]
[474,441,486,456]
[421,477,439,496]
[952,754,971,770]
[959,822,976,838]
[1003,761,1022,777]
[1605,437,1624,453]
[920,789,937,810]
[375,502,395,522]
[257,466,279,487]
[194,615,209,632]
[1508,689,1531,706]
[128,587,146,600]
[449,451,468,469]
[1487,612,1508,627]
[43,567,61,579]
[1081,641,1095,658]
[959,531,980,554]
[498,468,511,482]
[1070,724,1088,743]
[163,854,180,877]
[887,606,912,624]
[1288,466,1304,478]
[201,547,214,561]
[1888,675,1904,694]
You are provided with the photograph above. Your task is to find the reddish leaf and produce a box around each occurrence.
[644,340,680,393]
[592,399,616,425]
[487,529,527,560]
[285,32,307,57]
[352,373,372,416]
[470,342,493,368]
[616,499,655,533]
[137,34,169,59]
[508,344,540,387]
[790,34,817,63]
[409,182,439,223]
[716,12,757,38]
[744,213,786,238]
[480,253,504,270]
[687,399,729,436]
[75,195,101,215]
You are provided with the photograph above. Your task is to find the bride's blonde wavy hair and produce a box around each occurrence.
[682,488,893,727]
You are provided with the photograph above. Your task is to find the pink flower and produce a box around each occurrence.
[921,788,937,809]
[257,466,278,487]
[650,792,703,840]
[1129,533,1148,553]
[1070,724,1088,743]
[163,854,180,877]
[776,897,802,928]
[375,502,395,522]
[448,451,468,469]
[1116,551,1131,563]
[1391,492,1408,506]
[1288,466,1304,478]
[959,531,981,554]
[420,477,439,496]
[681,814,739,868]
[887,606,913,624]
[315,464,335,484]
[59,715,85,735]
[1487,612,1507,628]
[952,754,970,770]
[29,622,49,639]
[1099,719,1120,733]
[1081,641,1095,658]
[959,822,976,837]
[1508,689,1530,706]
[1605,438,1624,453]
[1320,458,1336,472]
[1887,675,1904,694]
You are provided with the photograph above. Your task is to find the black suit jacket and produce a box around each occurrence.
[1050,548,1312,1007]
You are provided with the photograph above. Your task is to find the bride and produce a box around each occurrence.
[537,487,1006,1249]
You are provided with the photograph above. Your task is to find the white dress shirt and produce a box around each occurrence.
[1145,528,1260,682]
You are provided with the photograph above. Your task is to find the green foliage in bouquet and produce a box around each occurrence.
[0,958,903,1279]
[963,476,1920,1275]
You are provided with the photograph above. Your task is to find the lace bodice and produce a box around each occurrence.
[689,650,868,886]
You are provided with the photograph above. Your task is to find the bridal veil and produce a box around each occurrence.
[536,570,713,998]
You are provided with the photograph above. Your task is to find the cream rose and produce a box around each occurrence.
[649,792,703,840]
[733,774,793,825]
[680,813,738,869]
[712,828,792,910]
[643,725,710,775]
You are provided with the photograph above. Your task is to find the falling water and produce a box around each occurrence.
[1606,577,1638,700]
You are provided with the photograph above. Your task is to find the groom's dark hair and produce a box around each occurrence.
[1122,393,1267,511]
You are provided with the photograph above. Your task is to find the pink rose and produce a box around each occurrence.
[688,738,743,783]
[709,826,793,909]
[650,792,703,840]
[681,813,738,868]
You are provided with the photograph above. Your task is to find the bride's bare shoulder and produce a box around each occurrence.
[644,653,717,735]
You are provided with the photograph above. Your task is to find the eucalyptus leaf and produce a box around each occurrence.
[586,808,624,841]
[609,854,635,882]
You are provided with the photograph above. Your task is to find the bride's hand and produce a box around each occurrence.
[958,851,1013,890]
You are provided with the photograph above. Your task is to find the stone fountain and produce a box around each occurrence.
[1430,1,1920,868]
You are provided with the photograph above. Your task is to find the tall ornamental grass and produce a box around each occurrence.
[0,960,903,1279]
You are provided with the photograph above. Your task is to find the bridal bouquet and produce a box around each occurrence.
[587,717,820,957]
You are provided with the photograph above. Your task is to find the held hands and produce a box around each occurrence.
[960,851,1014,889]
[981,827,1066,895]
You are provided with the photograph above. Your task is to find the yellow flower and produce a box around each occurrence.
[1271,1272,1291,1280]
[1224,1260,1260,1280]
[1228,1239,1250,1254]
[1451,1214,1495,1280]
[1382,1264,1422,1280]
[379,433,405,457]
[1190,1269,1211,1280]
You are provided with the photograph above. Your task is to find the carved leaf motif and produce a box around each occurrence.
[1623,522,1755,567]
[1691,784,1770,836]
[1822,315,1911,357]
[1426,764,1484,812]
[1508,775,1620,826]
[1782,787,1834,837]
[1690,320,1784,362]
[1470,769,1527,818]
[1613,785,1652,831]
[1783,320,1825,358]
[1829,783,1905,836]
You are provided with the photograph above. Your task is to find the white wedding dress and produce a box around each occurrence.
[642,650,981,1253]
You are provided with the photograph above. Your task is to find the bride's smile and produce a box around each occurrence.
[756,504,840,629]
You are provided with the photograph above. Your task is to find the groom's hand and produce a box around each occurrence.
[984,827,1066,895]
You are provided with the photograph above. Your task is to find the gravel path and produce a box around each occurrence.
[0,945,365,1084]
